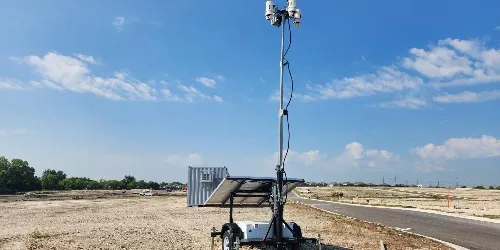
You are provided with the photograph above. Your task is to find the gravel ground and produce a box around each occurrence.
[0,195,451,250]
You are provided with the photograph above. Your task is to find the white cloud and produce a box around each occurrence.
[161,88,181,102]
[216,75,225,81]
[414,135,500,160]
[297,37,499,108]
[0,78,24,90]
[178,84,222,103]
[378,97,427,109]
[403,38,500,87]
[11,52,157,101]
[496,26,500,30]
[214,95,224,103]
[433,90,500,103]
[166,153,203,167]
[74,54,99,64]
[269,150,325,168]
[337,142,399,168]
[267,142,398,171]
[195,77,217,88]
[112,16,125,31]
[302,66,423,101]
[5,53,225,103]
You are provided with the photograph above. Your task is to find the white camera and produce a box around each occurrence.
[287,0,297,17]
[293,9,301,28]
[265,0,275,20]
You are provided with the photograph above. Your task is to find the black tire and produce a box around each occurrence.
[221,230,238,250]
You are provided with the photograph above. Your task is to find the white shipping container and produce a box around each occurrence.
[187,166,229,206]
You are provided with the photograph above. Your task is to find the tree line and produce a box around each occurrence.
[0,156,185,195]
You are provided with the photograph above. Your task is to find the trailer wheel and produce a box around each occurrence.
[222,230,239,250]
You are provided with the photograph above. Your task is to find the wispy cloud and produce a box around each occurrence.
[0,77,25,90]
[496,26,500,30]
[178,84,223,103]
[298,36,500,108]
[73,54,99,64]
[378,97,427,109]
[433,90,500,103]
[0,129,6,136]
[195,77,217,88]
[11,52,156,101]
[301,66,423,101]
[6,52,223,103]
[112,16,125,31]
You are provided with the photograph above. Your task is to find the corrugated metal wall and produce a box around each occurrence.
[187,166,228,206]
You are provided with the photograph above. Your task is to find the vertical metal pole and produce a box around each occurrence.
[276,11,286,250]
[211,227,216,250]
[229,194,234,223]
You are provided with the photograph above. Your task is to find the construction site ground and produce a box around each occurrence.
[0,191,451,250]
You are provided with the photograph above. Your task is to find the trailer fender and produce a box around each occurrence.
[221,223,243,239]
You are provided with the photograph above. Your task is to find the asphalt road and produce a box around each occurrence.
[289,192,500,250]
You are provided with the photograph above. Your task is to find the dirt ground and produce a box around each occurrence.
[0,191,451,250]
[298,186,500,219]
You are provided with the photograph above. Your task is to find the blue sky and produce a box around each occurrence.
[0,0,499,186]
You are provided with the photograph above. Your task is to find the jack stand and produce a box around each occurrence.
[318,234,322,250]
[211,227,216,250]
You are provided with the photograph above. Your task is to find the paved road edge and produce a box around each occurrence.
[291,190,470,250]
[292,190,500,224]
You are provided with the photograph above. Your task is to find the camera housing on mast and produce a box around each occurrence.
[293,9,301,28]
[286,0,297,17]
[265,0,275,20]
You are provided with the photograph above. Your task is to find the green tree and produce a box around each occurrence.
[489,186,495,190]
[41,169,67,190]
[5,158,41,192]
[121,175,136,190]
[106,180,123,190]
[148,181,160,190]
[136,180,148,189]
[474,185,485,190]
[0,157,11,194]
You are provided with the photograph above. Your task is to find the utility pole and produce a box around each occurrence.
[406,180,408,186]
[429,181,431,187]
[417,179,419,185]
[383,177,385,185]
[265,1,302,249]
[438,181,440,187]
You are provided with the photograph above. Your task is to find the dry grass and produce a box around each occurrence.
[297,186,500,219]
[0,192,451,250]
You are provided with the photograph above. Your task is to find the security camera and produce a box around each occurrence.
[265,0,275,20]
[287,0,297,17]
[293,9,301,28]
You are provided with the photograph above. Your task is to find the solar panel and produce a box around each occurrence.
[203,176,304,207]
